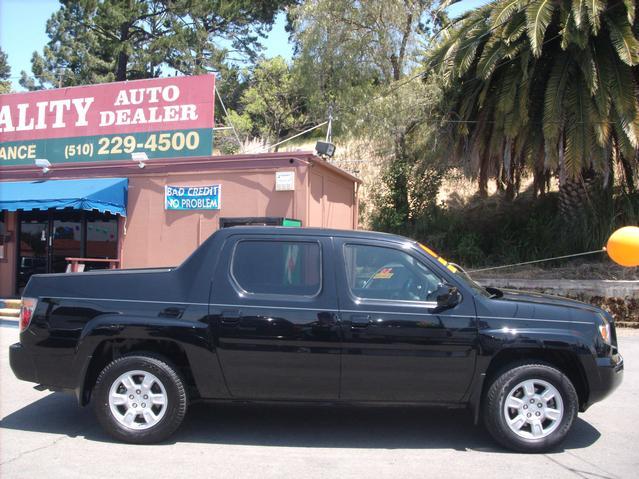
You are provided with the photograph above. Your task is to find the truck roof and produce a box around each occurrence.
[217,226,412,243]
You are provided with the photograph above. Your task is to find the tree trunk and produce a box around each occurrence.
[392,134,410,225]
[116,22,130,81]
[558,170,599,221]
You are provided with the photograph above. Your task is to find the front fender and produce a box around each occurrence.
[467,324,596,423]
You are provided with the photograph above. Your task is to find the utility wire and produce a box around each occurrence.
[215,86,243,151]
[469,249,606,273]
[244,121,329,153]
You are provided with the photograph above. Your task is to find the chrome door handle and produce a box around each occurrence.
[351,314,371,328]
[221,309,241,326]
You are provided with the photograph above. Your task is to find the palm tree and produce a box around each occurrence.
[428,0,638,213]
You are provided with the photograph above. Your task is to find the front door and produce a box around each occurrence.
[17,210,116,293]
[336,239,478,403]
[211,234,341,400]
[50,211,83,273]
[17,213,49,291]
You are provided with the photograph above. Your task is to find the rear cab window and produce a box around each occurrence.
[231,240,321,297]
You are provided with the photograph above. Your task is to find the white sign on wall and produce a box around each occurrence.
[275,171,295,191]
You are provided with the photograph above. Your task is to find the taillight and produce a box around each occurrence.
[20,297,38,332]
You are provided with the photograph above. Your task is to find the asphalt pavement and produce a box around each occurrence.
[1,321,637,479]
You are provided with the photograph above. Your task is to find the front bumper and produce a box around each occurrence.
[585,353,624,408]
[9,343,38,384]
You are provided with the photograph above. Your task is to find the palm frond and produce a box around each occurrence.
[596,35,637,120]
[525,0,556,57]
[613,111,638,158]
[477,38,507,79]
[563,75,593,176]
[490,0,526,27]
[571,0,587,30]
[543,50,572,143]
[561,5,589,49]
[621,0,636,24]
[585,0,606,34]
[604,10,639,66]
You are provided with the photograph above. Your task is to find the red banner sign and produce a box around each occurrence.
[0,74,215,165]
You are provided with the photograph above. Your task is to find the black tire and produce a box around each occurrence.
[483,362,578,453]
[92,354,188,444]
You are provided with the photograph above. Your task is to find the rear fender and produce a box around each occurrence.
[73,314,229,404]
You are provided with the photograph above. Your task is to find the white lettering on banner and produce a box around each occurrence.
[72,97,94,126]
[16,103,34,131]
[35,102,48,130]
[165,184,221,210]
[114,86,180,106]
[49,99,71,128]
[0,98,96,132]
[98,105,197,126]
[180,198,219,209]
[0,84,201,132]
[0,105,15,132]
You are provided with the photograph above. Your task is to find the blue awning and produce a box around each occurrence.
[0,178,128,216]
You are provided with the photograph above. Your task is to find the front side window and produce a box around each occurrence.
[344,244,442,302]
[232,240,321,296]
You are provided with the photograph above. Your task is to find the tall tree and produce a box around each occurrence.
[428,0,639,210]
[239,56,308,148]
[290,0,438,122]
[20,0,293,90]
[290,0,440,227]
[0,47,11,94]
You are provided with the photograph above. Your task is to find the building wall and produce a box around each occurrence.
[121,165,310,268]
[0,153,359,295]
[308,163,356,229]
[0,212,17,297]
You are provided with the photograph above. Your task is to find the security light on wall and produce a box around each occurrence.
[131,152,148,169]
[34,158,51,174]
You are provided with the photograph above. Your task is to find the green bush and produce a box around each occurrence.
[370,188,639,269]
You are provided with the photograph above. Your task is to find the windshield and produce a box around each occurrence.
[416,243,491,297]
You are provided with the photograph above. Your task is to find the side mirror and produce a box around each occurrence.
[435,284,460,309]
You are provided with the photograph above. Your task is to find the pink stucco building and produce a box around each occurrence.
[0,152,360,297]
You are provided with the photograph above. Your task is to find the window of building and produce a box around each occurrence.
[86,213,119,259]
[232,240,321,296]
[344,244,442,302]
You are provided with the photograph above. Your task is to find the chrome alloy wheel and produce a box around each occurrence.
[503,379,564,439]
[108,370,168,430]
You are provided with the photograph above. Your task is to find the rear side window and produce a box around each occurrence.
[232,240,321,296]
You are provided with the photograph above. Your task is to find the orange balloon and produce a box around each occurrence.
[606,226,639,267]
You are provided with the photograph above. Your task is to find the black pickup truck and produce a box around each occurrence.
[10,227,623,451]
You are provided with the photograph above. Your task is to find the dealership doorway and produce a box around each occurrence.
[17,210,119,293]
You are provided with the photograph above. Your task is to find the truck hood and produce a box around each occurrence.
[481,288,603,323]
[499,289,600,312]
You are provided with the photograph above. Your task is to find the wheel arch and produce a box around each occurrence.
[78,338,198,406]
[471,347,589,423]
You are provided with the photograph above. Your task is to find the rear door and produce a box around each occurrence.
[211,234,341,399]
[336,239,478,403]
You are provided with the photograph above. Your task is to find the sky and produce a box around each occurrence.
[0,0,491,92]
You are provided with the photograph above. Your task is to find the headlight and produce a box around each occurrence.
[598,313,612,345]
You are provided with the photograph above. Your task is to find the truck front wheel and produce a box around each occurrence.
[92,354,188,443]
[483,362,578,453]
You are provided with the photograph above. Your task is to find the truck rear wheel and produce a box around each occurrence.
[92,354,187,444]
[483,362,578,453]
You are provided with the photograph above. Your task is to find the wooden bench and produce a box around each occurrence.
[65,257,121,273]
